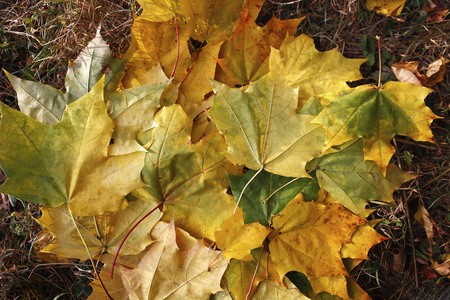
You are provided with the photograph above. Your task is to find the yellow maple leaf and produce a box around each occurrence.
[224,249,282,300]
[135,105,236,241]
[215,207,271,261]
[118,221,228,299]
[217,3,271,86]
[366,0,406,17]
[269,34,366,108]
[36,200,162,261]
[0,78,146,216]
[268,194,364,279]
[121,18,191,88]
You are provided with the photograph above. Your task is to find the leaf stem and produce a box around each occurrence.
[247,248,264,299]
[376,35,382,88]
[170,17,180,79]
[261,177,300,204]
[110,202,163,279]
[235,166,263,213]
[207,249,224,271]
[67,205,113,299]
[93,215,101,239]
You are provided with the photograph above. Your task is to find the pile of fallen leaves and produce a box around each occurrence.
[0,0,448,299]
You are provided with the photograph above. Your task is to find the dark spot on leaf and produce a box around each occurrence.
[109,138,114,145]
[226,187,233,195]
[101,65,112,75]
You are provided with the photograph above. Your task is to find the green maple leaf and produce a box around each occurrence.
[312,82,441,172]
[229,169,319,226]
[209,71,325,178]
[0,78,146,215]
[134,104,236,241]
[306,139,416,218]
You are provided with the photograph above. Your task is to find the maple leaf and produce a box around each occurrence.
[121,18,191,88]
[4,71,67,125]
[0,78,146,216]
[341,222,388,261]
[134,104,235,240]
[138,0,182,22]
[217,3,271,86]
[306,139,415,218]
[307,275,349,299]
[117,221,228,299]
[180,0,244,43]
[263,16,304,49]
[65,27,127,102]
[268,194,364,279]
[209,71,325,178]
[366,0,407,17]
[107,78,169,155]
[224,248,283,300]
[229,169,319,226]
[392,57,448,88]
[214,207,271,261]
[178,42,223,104]
[4,28,125,125]
[252,278,309,300]
[36,200,162,261]
[312,82,441,172]
[269,34,366,108]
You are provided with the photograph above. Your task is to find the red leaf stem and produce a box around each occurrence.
[247,249,264,299]
[110,202,163,279]
[170,17,180,79]
[180,42,204,85]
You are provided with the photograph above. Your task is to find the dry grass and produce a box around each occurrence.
[0,0,139,106]
[0,0,449,299]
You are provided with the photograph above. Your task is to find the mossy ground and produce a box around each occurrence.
[0,0,448,299]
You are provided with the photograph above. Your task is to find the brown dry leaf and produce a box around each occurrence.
[391,247,405,274]
[118,221,228,299]
[414,204,436,247]
[422,0,448,23]
[391,61,427,86]
[432,254,450,277]
[392,57,448,88]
